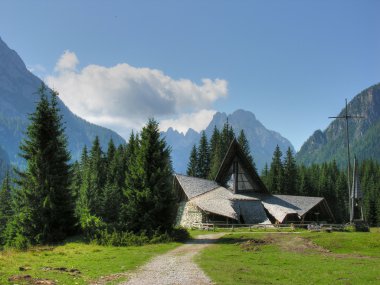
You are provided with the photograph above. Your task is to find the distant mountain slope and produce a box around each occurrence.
[162,109,295,173]
[0,37,125,166]
[297,83,380,166]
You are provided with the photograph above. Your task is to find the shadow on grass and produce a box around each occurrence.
[185,237,255,245]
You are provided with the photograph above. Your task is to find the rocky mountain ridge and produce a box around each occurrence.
[163,109,294,173]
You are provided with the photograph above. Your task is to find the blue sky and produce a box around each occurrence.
[1,0,379,150]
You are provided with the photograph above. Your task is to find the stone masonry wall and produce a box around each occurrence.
[176,201,204,228]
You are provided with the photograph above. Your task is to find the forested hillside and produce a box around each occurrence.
[297,83,380,166]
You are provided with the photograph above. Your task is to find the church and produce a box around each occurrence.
[174,139,334,227]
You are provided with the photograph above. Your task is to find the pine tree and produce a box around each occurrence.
[88,136,106,217]
[261,163,269,187]
[101,139,122,224]
[268,145,283,194]
[123,119,175,234]
[208,126,221,180]
[0,170,12,244]
[209,126,220,157]
[237,129,256,170]
[125,132,138,168]
[220,121,235,157]
[283,147,297,195]
[335,171,349,222]
[208,122,235,180]
[6,85,75,244]
[197,131,210,178]
[187,145,198,177]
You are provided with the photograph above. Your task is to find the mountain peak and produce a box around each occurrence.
[163,108,294,173]
[231,109,257,120]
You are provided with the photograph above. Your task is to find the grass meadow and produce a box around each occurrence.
[0,238,179,285]
[1,229,380,284]
[196,228,380,285]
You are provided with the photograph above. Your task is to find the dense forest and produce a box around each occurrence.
[0,86,179,249]
[1,87,380,250]
[188,122,380,225]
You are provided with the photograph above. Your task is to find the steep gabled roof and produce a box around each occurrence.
[191,186,270,223]
[191,187,239,220]
[215,139,269,193]
[255,194,332,223]
[174,174,219,199]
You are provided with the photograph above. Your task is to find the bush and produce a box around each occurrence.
[95,230,150,246]
[6,233,30,251]
[92,227,189,247]
[170,227,190,242]
[79,211,106,240]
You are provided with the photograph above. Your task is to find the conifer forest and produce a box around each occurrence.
[1,86,380,250]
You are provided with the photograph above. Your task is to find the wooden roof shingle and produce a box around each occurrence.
[175,174,219,199]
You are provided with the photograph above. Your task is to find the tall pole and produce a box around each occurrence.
[344,99,352,222]
[329,99,364,223]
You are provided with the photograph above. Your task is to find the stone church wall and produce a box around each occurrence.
[176,201,204,228]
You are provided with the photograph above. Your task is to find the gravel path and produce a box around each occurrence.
[119,233,224,285]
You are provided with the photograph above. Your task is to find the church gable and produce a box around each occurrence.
[215,139,269,194]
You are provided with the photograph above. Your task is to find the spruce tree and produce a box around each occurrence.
[0,170,12,244]
[268,145,283,194]
[88,136,106,217]
[261,163,269,187]
[101,139,124,225]
[7,85,74,244]
[209,126,220,158]
[237,129,256,170]
[187,145,198,177]
[220,121,235,157]
[197,131,210,178]
[123,119,175,234]
[283,147,297,195]
[208,126,221,180]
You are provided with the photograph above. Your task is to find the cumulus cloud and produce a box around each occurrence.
[46,51,227,138]
[54,50,79,72]
[160,109,216,134]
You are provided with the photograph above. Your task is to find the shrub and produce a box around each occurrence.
[79,211,106,240]
[170,227,190,242]
[6,233,30,251]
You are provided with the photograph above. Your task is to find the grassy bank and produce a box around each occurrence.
[0,238,179,285]
[197,229,380,285]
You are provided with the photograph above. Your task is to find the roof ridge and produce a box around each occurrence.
[190,185,222,199]
[174,173,218,183]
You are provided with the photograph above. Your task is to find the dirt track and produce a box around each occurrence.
[118,233,224,285]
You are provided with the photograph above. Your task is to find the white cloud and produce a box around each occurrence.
[27,64,46,74]
[54,50,79,72]
[46,51,228,138]
[160,109,216,134]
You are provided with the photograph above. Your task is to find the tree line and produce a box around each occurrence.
[186,122,255,179]
[261,145,380,225]
[0,85,178,249]
[187,127,380,225]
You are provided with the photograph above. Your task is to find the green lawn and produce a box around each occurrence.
[0,238,179,285]
[197,230,380,285]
